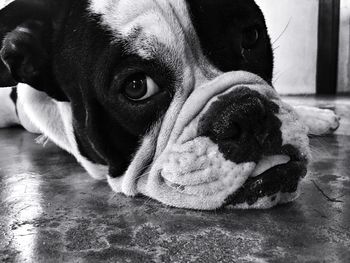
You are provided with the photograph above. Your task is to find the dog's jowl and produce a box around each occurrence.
[0,0,340,210]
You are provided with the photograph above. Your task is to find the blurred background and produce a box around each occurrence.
[257,0,349,95]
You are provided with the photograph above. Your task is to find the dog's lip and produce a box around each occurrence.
[163,171,221,190]
[223,159,308,207]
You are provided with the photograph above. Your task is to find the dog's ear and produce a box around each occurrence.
[0,0,68,101]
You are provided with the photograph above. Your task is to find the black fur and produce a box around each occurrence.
[186,0,274,83]
[1,19,68,101]
[0,0,68,100]
[9,87,17,105]
[0,0,47,87]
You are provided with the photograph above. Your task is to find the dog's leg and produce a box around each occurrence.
[293,105,340,136]
[0,86,40,133]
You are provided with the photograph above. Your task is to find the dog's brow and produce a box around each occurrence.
[122,36,161,59]
[120,25,181,65]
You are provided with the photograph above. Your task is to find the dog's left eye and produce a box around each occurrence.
[123,73,160,101]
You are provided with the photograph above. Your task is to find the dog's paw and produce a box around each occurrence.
[0,20,49,84]
[294,106,340,136]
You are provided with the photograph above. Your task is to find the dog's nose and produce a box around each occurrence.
[198,87,281,163]
[210,95,266,142]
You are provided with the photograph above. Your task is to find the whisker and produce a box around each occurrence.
[272,18,292,45]
[309,137,334,160]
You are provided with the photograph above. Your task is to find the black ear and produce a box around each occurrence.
[0,0,67,101]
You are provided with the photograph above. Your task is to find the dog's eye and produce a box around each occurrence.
[242,27,259,49]
[123,74,160,101]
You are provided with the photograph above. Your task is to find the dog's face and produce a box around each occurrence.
[0,0,310,210]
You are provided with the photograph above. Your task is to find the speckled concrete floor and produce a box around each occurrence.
[0,97,350,263]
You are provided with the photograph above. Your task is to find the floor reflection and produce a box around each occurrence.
[4,172,43,262]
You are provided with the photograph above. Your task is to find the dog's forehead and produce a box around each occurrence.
[89,0,190,30]
[88,0,193,54]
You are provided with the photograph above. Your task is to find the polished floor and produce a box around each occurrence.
[0,97,350,263]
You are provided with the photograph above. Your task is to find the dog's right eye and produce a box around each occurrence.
[122,73,160,101]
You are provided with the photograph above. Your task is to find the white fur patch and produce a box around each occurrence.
[137,159,255,210]
[18,84,72,152]
[160,137,255,197]
[89,0,188,57]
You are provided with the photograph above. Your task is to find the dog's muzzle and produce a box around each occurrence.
[110,71,310,210]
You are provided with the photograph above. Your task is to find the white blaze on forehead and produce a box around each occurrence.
[89,0,192,54]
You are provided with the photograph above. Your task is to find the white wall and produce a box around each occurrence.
[256,0,319,94]
[338,0,350,93]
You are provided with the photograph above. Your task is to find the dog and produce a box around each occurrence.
[0,0,340,210]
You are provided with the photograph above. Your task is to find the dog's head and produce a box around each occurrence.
[0,0,310,210]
